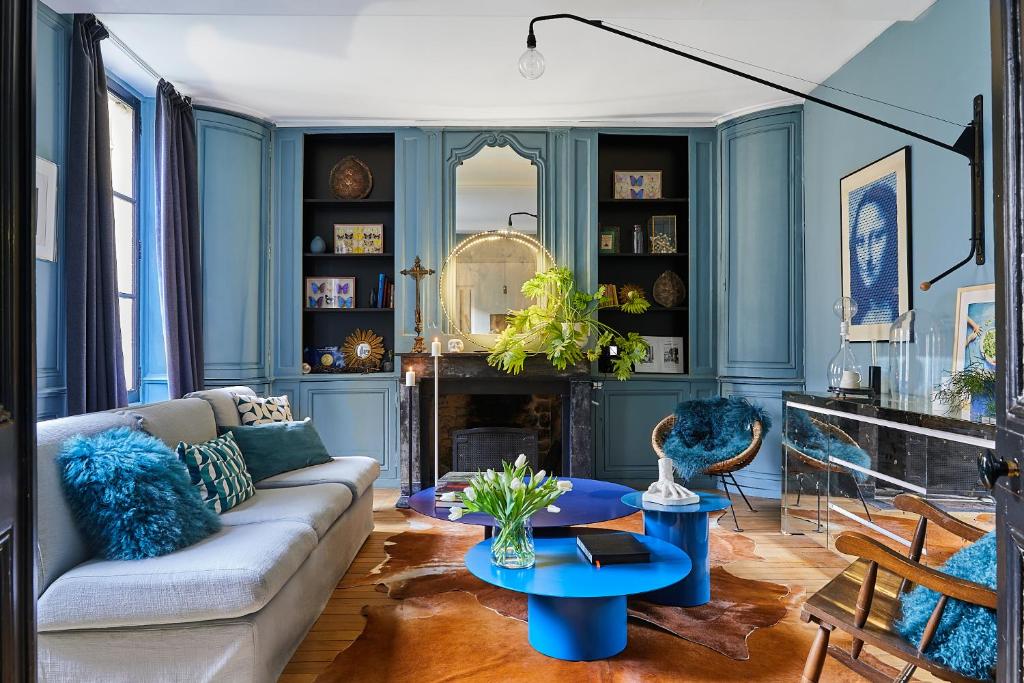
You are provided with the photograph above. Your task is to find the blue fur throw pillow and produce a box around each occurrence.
[897,531,996,681]
[662,397,771,481]
[58,427,221,560]
[782,409,872,481]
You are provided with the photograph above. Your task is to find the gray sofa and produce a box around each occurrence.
[35,387,379,682]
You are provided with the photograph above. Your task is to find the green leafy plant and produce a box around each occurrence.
[934,363,996,417]
[486,267,651,380]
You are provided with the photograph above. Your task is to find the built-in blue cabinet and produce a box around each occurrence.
[594,378,718,486]
[195,110,272,385]
[718,108,803,380]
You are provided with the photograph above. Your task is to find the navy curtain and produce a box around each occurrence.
[156,79,203,397]
[65,15,127,414]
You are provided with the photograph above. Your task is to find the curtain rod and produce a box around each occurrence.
[104,26,162,84]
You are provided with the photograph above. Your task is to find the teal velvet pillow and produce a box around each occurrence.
[222,418,332,482]
[58,427,221,560]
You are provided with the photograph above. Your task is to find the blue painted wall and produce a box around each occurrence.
[35,4,70,420]
[803,0,994,391]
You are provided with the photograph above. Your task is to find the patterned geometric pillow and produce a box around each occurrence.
[176,432,255,513]
[234,394,293,425]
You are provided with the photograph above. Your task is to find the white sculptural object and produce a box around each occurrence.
[643,457,700,506]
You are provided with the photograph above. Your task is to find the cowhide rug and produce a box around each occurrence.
[316,509,859,682]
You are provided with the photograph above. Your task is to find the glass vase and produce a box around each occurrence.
[490,517,535,569]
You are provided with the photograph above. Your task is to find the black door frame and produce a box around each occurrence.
[0,0,38,680]
[991,0,1024,679]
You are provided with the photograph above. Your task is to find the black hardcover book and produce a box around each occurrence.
[576,532,650,566]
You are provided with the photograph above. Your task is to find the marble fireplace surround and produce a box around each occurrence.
[397,353,594,506]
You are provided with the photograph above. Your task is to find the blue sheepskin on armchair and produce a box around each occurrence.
[662,397,771,481]
[782,409,872,482]
[896,531,996,681]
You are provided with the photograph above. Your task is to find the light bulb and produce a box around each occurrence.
[833,296,858,323]
[518,47,545,80]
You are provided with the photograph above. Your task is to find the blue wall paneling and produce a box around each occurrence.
[35,5,71,419]
[195,109,272,385]
[270,127,304,378]
[718,107,804,381]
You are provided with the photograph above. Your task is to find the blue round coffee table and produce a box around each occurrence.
[465,535,690,661]
[409,477,635,537]
[620,491,731,607]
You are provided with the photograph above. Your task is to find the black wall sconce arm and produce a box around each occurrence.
[525,14,985,291]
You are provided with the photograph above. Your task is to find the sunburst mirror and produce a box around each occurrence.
[341,329,384,371]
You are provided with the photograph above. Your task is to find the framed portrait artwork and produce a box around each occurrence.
[952,283,996,420]
[840,147,911,341]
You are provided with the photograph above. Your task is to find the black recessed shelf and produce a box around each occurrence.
[303,252,394,258]
[302,132,396,359]
[304,308,394,313]
[599,252,689,258]
[304,198,394,206]
[597,132,691,374]
[598,198,688,205]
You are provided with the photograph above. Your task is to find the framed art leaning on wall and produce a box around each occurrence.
[840,147,911,341]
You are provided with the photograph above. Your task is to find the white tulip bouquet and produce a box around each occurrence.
[441,454,572,568]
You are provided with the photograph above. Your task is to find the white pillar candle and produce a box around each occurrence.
[405,370,416,387]
[431,338,442,357]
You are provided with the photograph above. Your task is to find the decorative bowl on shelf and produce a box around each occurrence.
[329,156,373,199]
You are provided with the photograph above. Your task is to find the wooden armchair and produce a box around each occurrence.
[800,493,993,683]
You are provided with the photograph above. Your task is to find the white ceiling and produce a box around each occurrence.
[46,0,937,126]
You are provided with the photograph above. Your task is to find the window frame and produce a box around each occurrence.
[106,79,142,400]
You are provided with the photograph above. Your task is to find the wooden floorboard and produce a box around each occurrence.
[280,488,968,681]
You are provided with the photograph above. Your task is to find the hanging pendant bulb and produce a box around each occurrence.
[518,46,545,79]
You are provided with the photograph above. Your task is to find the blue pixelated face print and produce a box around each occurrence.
[848,172,899,326]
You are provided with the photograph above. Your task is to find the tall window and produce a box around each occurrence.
[107,84,140,395]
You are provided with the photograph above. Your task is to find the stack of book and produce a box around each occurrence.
[434,471,475,508]
[576,532,650,566]
[371,273,394,309]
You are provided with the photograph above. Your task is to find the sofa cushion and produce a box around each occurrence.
[121,398,217,449]
[221,418,332,482]
[255,456,380,498]
[177,433,255,513]
[58,427,221,560]
[219,483,353,539]
[234,394,293,425]
[36,411,143,596]
[37,521,317,631]
[184,385,256,427]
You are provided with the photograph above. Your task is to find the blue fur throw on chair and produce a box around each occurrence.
[782,409,872,482]
[897,531,996,681]
[662,397,771,481]
[58,427,221,560]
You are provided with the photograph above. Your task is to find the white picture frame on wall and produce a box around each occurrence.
[35,156,58,262]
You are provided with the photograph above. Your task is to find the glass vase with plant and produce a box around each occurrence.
[487,266,651,380]
[934,363,997,419]
[443,454,572,569]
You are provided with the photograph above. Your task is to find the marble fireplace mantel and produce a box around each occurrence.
[397,353,594,506]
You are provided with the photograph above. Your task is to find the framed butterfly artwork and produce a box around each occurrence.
[334,277,356,309]
[334,223,384,254]
[612,170,662,200]
[306,278,332,309]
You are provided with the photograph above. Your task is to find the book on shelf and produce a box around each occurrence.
[576,532,650,566]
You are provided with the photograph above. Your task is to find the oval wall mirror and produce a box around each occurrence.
[440,230,555,350]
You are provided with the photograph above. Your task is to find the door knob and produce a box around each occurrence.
[978,450,1019,489]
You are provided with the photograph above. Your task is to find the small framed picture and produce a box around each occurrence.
[952,283,995,419]
[306,278,333,309]
[599,284,618,307]
[599,226,620,254]
[613,170,662,199]
[660,337,685,374]
[334,223,384,254]
[635,336,661,373]
[649,215,677,253]
[334,276,356,309]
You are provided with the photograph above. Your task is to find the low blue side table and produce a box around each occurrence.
[620,491,732,607]
[465,535,690,661]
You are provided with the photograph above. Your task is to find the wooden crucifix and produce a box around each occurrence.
[400,256,435,353]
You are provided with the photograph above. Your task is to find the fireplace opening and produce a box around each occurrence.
[425,393,564,477]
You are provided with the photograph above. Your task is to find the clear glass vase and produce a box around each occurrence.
[490,517,535,569]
